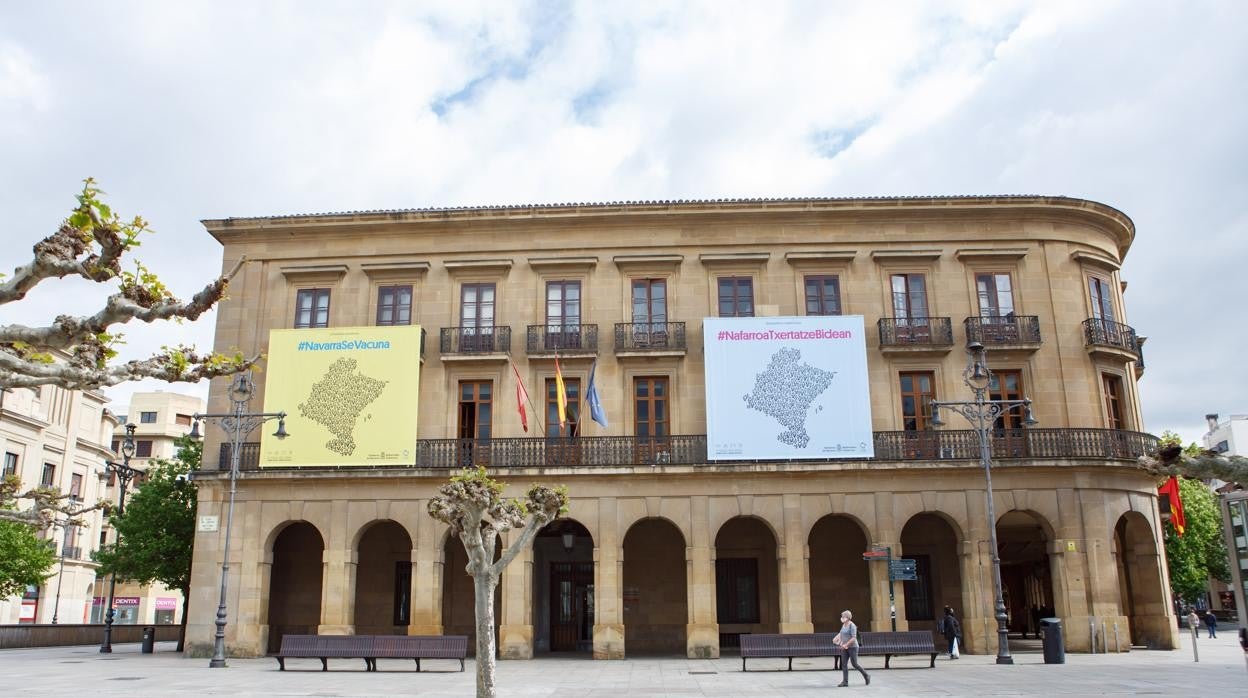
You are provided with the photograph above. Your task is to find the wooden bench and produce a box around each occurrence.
[274,635,373,672]
[835,631,938,669]
[739,633,840,671]
[372,635,467,672]
[274,634,468,672]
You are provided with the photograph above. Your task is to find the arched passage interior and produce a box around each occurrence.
[353,520,413,635]
[533,519,594,653]
[997,510,1054,640]
[266,521,325,653]
[808,515,871,632]
[714,516,778,649]
[441,532,501,656]
[1114,511,1168,647]
[900,513,963,647]
[622,518,688,655]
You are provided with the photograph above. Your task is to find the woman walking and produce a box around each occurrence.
[942,606,962,659]
[834,609,870,687]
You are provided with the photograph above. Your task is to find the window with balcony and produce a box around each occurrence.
[804,275,842,316]
[140,411,157,423]
[891,274,929,320]
[899,372,936,431]
[294,288,331,328]
[717,277,754,317]
[41,463,55,487]
[457,380,493,466]
[634,376,670,463]
[376,285,413,326]
[990,370,1025,429]
[545,281,582,350]
[69,473,83,502]
[136,440,153,458]
[1102,373,1125,429]
[1089,276,1115,322]
[546,377,581,438]
[976,273,1015,318]
[628,279,669,348]
[459,283,497,351]
[3,452,17,478]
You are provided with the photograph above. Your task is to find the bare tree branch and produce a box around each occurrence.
[1,476,109,530]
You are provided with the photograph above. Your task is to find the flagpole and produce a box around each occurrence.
[508,356,547,435]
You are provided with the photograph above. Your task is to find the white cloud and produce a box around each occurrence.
[0,0,1244,441]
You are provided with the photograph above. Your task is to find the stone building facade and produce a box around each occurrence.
[186,196,1177,660]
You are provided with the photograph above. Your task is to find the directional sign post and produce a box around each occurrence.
[863,546,898,630]
[889,559,918,582]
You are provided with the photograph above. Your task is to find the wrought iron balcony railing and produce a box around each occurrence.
[614,322,687,352]
[878,317,954,347]
[964,315,1041,346]
[1083,318,1139,356]
[439,325,511,354]
[219,428,1157,471]
[526,324,599,354]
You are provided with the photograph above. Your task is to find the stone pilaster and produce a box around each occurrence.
[593,497,625,659]
[686,495,718,658]
[778,493,813,633]
[498,530,533,659]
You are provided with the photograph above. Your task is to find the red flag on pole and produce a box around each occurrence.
[1158,475,1186,536]
[511,362,530,432]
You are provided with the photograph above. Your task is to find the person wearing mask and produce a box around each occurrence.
[833,609,870,687]
[1203,610,1217,639]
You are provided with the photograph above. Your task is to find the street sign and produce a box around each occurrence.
[862,550,889,560]
[889,559,917,581]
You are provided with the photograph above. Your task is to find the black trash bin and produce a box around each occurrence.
[1040,617,1064,664]
[141,626,156,654]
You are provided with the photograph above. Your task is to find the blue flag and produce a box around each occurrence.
[586,359,608,428]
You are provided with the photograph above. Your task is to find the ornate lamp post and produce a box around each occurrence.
[190,372,288,669]
[100,423,140,653]
[929,341,1037,665]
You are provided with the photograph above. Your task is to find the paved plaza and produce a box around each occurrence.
[1,635,1245,697]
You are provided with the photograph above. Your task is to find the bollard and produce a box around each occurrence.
[1113,622,1120,653]
[1089,619,1096,654]
[1191,623,1199,663]
[1101,622,1107,653]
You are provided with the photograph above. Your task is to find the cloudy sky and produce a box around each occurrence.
[1,1,1244,444]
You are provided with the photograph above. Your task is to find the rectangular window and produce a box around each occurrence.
[139,411,157,424]
[110,439,120,454]
[891,273,929,320]
[41,463,55,488]
[3,452,17,478]
[804,275,842,316]
[717,277,754,317]
[136,440,153,458]
[989,370,1025,429]
[631,279,667,326]
[175,413,193,426]
[69,473,83,501]
[1102,373,1125,429]
[457,381,493,466]
[1089,276,1115,322]
[715,558,760,624]
[633,377,670,438]
[294,288,331,328]
[545,377,581,438]
[545,281,582,328]
[376,284,413,326]
[899,372,936,431]
[460,283,496,351]
[976,273,1015,318]
[393,561,412,626]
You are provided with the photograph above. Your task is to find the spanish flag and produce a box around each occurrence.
[554,355,568,431]
[1157,475,1186,536]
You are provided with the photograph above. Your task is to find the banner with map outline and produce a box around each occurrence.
[703,316,872,461]
[260,325,422,467]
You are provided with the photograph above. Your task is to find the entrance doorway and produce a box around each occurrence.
[533,519,594,654]
[997,510,1054,642]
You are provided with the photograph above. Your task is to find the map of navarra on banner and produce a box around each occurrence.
[703,317,873,461]
[260,326,422,467]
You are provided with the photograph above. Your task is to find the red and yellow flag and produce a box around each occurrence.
[511,362,531,432]
[1158,475,1186,536]
[554,356,568,430]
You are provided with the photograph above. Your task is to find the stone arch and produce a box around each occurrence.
[622,517,688,655]
[349,516,415,551]
[533,518,595,653]
[265,521,325,653]
[263,518,329,554]
[996,509,1056,639]
[808,514,872,632]
[1113,510,1170,648]
[353,519,414,635]
[714,515,780,648]
[900,512,964,647]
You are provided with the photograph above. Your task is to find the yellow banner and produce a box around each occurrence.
[260,325,422,467]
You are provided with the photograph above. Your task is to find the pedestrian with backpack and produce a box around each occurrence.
[833,609,870,687]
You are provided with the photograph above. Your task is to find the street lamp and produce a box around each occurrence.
[929,341,1037,665]
[100,423,140,653]
[190,372,288,669]
[51,518,77,624]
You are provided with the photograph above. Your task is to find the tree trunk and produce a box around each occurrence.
[178,586,189,653]
[473,572,499,698]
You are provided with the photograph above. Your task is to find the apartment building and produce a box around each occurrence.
[186,196,1176,660]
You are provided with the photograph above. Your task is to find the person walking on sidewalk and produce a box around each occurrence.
[833,610,870,687]
[942,606,963,659]
[1203,610,1217,638]
[1187,608,1201,635]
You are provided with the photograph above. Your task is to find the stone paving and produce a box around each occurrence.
[1,635,1245,697]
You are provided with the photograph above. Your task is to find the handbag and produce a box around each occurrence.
[951,636,960,658]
